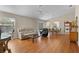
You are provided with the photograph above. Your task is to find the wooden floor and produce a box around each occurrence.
[8,32,79,53]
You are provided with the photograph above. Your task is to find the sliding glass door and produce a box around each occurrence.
[0,17,15,39]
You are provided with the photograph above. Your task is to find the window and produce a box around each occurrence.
[54,21,60,28]
[0,17,15,39]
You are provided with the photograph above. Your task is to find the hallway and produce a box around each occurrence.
[8,33,79,53]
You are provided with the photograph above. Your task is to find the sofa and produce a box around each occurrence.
[18,28,38,40]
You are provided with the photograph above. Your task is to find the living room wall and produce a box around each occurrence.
[75,6,79,46]
[46,11,75,34]
[0,11,38,39]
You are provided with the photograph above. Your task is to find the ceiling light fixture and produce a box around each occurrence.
[69,5,72,8]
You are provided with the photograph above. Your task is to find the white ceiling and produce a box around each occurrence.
[0,5,75,20]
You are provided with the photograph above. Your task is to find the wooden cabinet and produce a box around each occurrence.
[64,20,78,42]
[64,21,71,34]
[70,20,78,42]
[70,32,78,42]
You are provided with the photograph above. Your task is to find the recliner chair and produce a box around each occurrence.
[40,28,48,37]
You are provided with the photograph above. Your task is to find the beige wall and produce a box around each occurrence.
[75,6,79,46]
[0,11,38,38]
[46,11,75,34]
